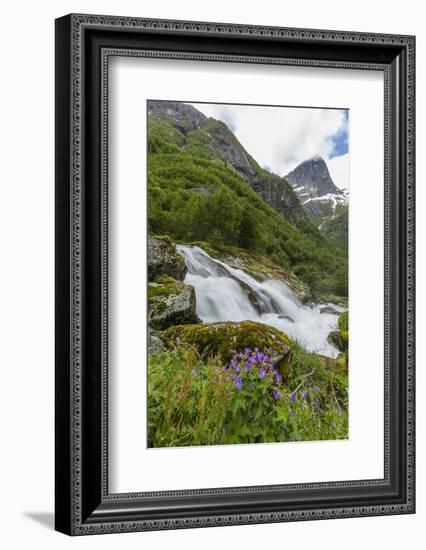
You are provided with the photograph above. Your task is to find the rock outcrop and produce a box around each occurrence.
[148,276,199,330]
[148,100,207,134]
[147,235,187,282]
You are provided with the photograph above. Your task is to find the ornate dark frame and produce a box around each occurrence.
[55,13,415,536]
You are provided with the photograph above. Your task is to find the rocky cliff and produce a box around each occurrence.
[148,100,306,225]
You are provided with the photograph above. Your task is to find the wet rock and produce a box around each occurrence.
[147,235,187,282]
[327,310,348,353]
[327,330,344,352]
[320,305,340,315]
[278,314,295,323]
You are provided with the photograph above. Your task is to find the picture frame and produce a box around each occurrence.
[55,13,415,535]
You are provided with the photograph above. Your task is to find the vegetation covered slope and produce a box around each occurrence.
[147,102,348,298]
[319,207,348,254]
[148,101,306,225]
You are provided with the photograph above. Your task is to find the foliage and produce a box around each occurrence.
[147,113,348,298]
[148,347,231,447]
[338,310,349,349]
[320,207,349,254]
[147,342,348,447]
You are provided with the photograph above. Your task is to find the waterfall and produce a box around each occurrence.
[177,245,343,358]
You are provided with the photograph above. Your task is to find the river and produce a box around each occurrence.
[177,245,343,358]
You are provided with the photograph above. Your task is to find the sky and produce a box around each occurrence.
[189,102,349,192]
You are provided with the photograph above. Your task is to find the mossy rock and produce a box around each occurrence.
[327,330,344,352]
[147,235,187,282]
[158,321,291,376]
[326,310,348,354]
[148,278,199,330]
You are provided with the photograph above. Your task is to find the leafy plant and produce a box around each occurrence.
[148,343,348,448]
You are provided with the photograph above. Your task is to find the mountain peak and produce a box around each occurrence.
[285,156,342,198]
[284,156,347,225]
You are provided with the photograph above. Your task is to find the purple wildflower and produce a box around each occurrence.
[272,389,280,400]
[259,367,267,378]
[244,347,252,354]
[302,390,308,399]
[235,364,241,373]
[245,360,252,373]
[275,372,282,383]
[235,377,242,390]
[291,393,297,402]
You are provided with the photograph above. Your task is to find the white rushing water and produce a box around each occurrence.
[177,245,343,358]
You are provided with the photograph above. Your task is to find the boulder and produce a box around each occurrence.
[327,330,344,352]
[148,333,165,355]
[158,320,292,377]
[148,276,199,330]
[320,305,340,315]
[147,235,187,282]
[327,310,348,353]
[278,314,295,323]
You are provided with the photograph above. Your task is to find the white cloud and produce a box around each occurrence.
[189,102,349,191]
[328,153,349,192]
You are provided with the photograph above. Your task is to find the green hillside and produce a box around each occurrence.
[147,109,348,298]
[320,207,348,254]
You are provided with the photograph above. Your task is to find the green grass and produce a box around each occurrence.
[147,342,348,448]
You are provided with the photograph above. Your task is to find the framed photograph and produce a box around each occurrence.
[55,14,415,535]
